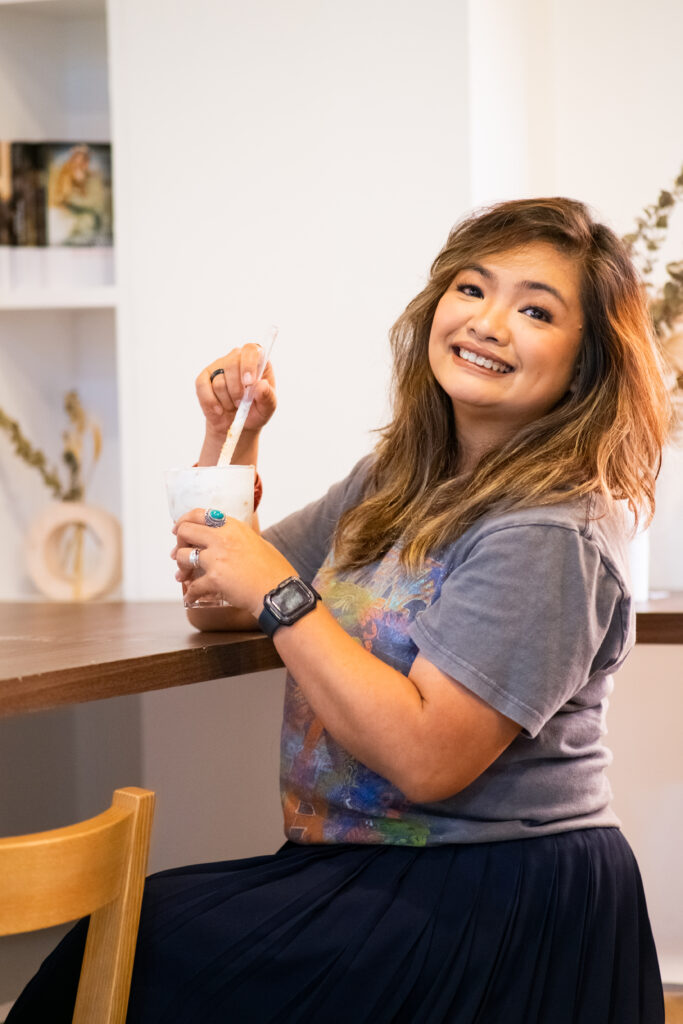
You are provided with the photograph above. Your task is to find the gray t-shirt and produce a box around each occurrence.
[264,456,633,844]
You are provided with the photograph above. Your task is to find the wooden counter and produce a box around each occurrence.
[0,602,283,718]
[1,595,681,718]
[633,591,683,644]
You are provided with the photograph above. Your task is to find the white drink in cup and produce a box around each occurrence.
[165,464,255,608]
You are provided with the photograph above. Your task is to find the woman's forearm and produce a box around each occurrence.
[188,594,427,772]
[270,603,442,800]
[268,603,518,802]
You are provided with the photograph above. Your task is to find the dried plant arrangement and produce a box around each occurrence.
[623,163,683,397]
[0,390,101,501]
[0,391,102,595]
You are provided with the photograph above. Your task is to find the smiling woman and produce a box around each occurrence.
[8,198,673,1024]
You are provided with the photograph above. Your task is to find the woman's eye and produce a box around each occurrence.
[456,284,483,298]
[522,305,553,323]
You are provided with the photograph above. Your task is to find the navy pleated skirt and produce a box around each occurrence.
[8,827,663,1024]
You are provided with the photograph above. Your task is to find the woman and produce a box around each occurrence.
[9,197,670,1022]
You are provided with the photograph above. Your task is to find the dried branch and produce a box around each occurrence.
[0,407,65,498]
[0,390,101,501]
[623,164,683,395]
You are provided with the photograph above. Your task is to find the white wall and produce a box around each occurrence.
[467,0,683,589]
[608,646,683,985]
[550,0,683,229]
[108,0,471,601]
[467,0,556,204]
[548,0,683,590]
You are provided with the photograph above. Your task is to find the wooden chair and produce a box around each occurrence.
[665,986,683,1024]
[0,786,155,1024]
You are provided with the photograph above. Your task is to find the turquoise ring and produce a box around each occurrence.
[204,508,226,528]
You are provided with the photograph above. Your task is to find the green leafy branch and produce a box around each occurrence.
[623,164,683,392]
[0,390,101,501]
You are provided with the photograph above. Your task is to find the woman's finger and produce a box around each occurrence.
[196,364,227,418]
[175,518,227,548]
[172,507,209,533]
[249,376,277,421]
[195,348,243,421]
[221,346,249,413]
[239,342,266,388]
[207,366,236,414]
[183,577,211,605]
[176,544,206,572]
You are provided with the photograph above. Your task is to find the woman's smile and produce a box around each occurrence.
[450,343,515,376]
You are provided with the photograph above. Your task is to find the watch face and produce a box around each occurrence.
[269,577,316,624]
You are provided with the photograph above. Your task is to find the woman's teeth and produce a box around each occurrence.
[455,346,513,374]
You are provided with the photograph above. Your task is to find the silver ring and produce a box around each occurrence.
[209,368,225,383]
[204,508,226,527]
[189,547,201,570]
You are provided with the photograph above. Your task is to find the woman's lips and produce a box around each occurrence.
[451,345,515,375]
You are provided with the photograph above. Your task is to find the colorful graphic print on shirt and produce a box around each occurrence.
[280,544,451,846]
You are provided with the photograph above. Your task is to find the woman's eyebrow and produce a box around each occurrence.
[460,264,569,309]
[518,279,568,309]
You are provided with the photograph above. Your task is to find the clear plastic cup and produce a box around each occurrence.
[165,464,255,608]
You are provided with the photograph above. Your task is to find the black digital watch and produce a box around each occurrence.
[258,576,322,638]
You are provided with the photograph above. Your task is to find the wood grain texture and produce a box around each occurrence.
[665,989,683,1024]
[0,597,680,719]
[0,807,131,932]
[634,592,683,644]
[0,787,155,1024]
[74,788,155,1024]
[0,602,283,717]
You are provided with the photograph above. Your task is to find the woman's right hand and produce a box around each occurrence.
[196,344,277,442]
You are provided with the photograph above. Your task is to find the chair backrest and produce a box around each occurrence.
[0,786,155,1024]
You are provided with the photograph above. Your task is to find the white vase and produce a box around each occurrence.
[627,523,650,603]
[648,440,683,593]
[25,501,121,602]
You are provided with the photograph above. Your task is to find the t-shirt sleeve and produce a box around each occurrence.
[408,522,631,738]
[262,455,373,582]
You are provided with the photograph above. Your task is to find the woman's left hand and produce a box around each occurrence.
[172,511,295,616]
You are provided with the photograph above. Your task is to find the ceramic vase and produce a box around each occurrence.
[25,501,121,602]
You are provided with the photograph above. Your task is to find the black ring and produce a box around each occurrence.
[210,368,225,383]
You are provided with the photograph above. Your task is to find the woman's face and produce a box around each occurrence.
[428,242,585,444]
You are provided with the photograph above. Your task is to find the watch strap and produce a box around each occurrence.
[258,602,284,639]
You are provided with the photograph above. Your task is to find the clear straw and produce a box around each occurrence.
[217,325,279,466]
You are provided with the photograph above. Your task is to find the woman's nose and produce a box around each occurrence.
[468,300,511,344]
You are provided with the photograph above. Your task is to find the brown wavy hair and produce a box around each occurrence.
[333,197,674,573]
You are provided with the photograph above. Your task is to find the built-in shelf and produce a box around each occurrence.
[0,247,116,304]
[0,285,117,310]
[0,0,104,15]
